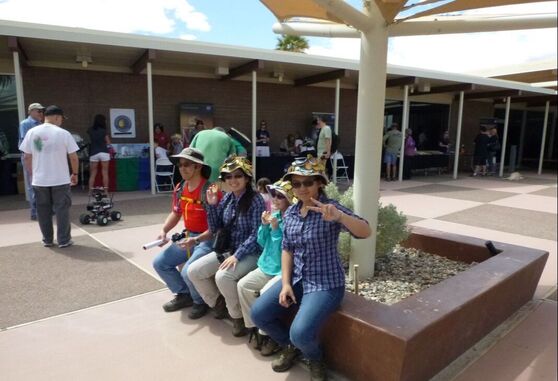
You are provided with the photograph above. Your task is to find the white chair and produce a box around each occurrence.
[330,151,350,184]
[155,157,175,193]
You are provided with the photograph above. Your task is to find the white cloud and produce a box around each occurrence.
[0,0,210,34]
[179,34,197,40]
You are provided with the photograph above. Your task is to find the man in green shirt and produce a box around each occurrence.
[190,127,236,183]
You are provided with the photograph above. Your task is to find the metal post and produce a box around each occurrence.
[333,78,340,184]
[517,110,527,167]
[537,101,550,175]
[398,85,409,182]
[499,97,511,177]
[353,264,359,295]
[147,62,155,194]
[13,51,30,201]
[252,70,257,178]
[351,6,388,279]
[453,91,464,179]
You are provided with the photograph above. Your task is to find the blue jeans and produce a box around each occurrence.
[153,235,213,305]
[251,280,345,360]
[22,157,36,218]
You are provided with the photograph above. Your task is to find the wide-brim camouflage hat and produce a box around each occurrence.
[266,180,297,205]
[219,155,253,180]
[170,147,212,179]
[282,155,328,184]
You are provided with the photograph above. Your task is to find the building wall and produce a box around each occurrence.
[22,67,359,153]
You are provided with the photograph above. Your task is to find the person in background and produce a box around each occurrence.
[154,141,169,161]
[227,128,248,157]
[152,148,221,317]
[315,117,332,161]
[472,126,490,176]
[87,114,111,192]
[294,134,303,154]
[438,130,451,154]
[19,102,45,220]
[403,128,417,180]
[187,119,205,145]
[256,177,272,212]
[383,123,402,181]
[170,133,184,155]
[190,127,236,183]
[256,120,270,146]
[154,123,170,150]
[280,134,298,156]
[19,105,79,248]
[238,180,296,357]
[251,156,371,381]
[187,156,265,337]
[486,126,501,176]
[418,129,428,150]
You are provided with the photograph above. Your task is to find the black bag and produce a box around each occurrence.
[212,227,232,254]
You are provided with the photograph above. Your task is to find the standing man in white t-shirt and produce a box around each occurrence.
[19,105,79,248]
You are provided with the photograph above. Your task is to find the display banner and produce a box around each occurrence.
[110,108,136,138]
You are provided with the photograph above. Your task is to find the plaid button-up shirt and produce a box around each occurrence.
[282,194,368,293]
[207,191,265,261]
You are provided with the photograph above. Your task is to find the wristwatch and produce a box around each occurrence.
[194,237,200,245]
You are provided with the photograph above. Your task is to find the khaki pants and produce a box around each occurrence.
[237,269,281,328]
[187,251,258,319]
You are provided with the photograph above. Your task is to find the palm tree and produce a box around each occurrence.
[276,35,309,53]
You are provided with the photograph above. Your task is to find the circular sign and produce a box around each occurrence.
[114,115,132,133]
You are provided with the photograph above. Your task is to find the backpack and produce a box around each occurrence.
[174,179,211,208]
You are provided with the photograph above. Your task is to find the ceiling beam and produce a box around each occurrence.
[463,90,523,100]
[132,49,156,75]
[386,76,418,87]
[220,60,264,81]
[493,95,558,104]
[294,69,349,87]
[7,36,29,67]
[411,83,475,96]
[526,100,557,107]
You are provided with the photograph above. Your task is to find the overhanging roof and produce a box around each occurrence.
[0,19,555,101]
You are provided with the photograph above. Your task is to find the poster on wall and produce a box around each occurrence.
[179,103,214,145]
[110,108,136,138]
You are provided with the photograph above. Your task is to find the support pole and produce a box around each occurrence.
[252,70,257,177]
[351,6,388,279]
[547,113,556,159]
[517,110,527,167]
[398,85,409,182]
[453,91,464,179]
[13,51,30,201]
[147,62,155,194]
[333,78,340,184]
[499,97,511,178]
[537,101,550,175]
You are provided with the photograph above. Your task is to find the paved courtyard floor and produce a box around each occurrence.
[0,170,555,381]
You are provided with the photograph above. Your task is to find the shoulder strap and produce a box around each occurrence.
[174,180,186,206]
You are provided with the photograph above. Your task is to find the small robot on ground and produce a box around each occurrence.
[79,188,122,226]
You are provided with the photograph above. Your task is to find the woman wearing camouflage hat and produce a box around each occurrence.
[187,155,266,337]
[251,155,371,381]
[237,179,296,357]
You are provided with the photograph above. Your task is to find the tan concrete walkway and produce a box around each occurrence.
[0,170,556,381]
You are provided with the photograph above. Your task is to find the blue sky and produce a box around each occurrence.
[0,0,556,76]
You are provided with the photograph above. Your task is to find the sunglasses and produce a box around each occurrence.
[178,162,195,168]
[269,190,286,199]
[291,179,316,189]
[224,173,244,180]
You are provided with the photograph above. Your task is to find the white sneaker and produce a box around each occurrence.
[58,240,74,248]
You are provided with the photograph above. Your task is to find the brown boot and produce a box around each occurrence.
[249,328,264,350]
[213,295,228,319]
[271,344,300,372]
[309,360,328,381]
[260,336,280,356]
[232,318,248,337]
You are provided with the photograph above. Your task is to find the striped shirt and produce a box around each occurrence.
[282,194,368,293]
[207,191,265,261]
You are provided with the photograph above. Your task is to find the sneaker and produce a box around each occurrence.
[232,317,248,337]
[42,240,54,247]
[309,360,328,381]
[271,345,300,372]
[188,303,209,319]
[31,215,37,221]
[58,240,74,248]
[162,293,193,312]
[260,336,280,357]
[213,295,228,319]
[249,328,264,350]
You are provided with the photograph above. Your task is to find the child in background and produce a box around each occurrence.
[256,177,272,211]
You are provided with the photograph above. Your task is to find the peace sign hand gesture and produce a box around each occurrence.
[206,184,219,205]
[307,197,343,222]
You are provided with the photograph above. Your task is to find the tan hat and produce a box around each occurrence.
[28,103,45,112]
[282,155,328,184]
[170,147,211,179]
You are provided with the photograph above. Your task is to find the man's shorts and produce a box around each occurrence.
[383,152,398,165]
[89,152,110,162]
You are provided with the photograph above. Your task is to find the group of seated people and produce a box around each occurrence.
[151,149,371,381]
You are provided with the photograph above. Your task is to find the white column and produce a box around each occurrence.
[453,91,464,179]
[537,101,550,175]
[499,97,511,177]
[333,78,340,184]
[517,110,527,167]
[13,51,29,201]
[351,8,388,279]
[398,85,409,182]
[251,70,257,178]
[147,62,155,194]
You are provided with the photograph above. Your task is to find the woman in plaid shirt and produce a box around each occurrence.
[187,156,265,337]
[251,155,371,381]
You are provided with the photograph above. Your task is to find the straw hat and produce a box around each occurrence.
[282,155,328,184]
[170,147,212,179]
[266,180,297,205]
[219,155,253,180]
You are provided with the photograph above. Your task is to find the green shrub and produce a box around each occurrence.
[325,183,409,263]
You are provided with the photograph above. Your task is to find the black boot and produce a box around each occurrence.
[309,359,328,381]
[271,344,300,372]
[162,293,193,312]
[188,303,209,319]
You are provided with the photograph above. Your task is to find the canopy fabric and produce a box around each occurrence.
[260,0,344,24]
[493,69,558,84]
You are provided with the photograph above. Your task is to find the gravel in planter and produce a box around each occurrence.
[345,246,476,305]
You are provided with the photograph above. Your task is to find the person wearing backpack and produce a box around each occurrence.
[152,147,222,318]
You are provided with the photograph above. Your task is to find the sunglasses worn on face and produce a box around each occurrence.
[178,162,195,168]
[291,179,315,189]
[224,174,244,180]
[270,190,285,199]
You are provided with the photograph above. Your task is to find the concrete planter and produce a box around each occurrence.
[321,227,548,381]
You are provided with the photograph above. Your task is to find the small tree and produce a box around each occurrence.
[276,35,309,53]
